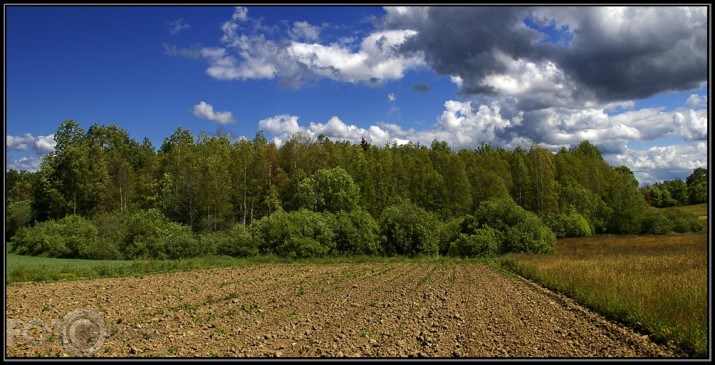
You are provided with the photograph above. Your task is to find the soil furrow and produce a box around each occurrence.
[5,263,680,358]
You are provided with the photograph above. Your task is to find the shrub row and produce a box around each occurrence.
[640,207,702,235]
[13,210,203,260]
[11,198,700,260]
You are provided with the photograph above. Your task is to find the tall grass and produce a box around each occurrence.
[500,234,708,357]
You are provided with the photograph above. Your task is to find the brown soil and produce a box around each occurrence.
[5,263,683,358]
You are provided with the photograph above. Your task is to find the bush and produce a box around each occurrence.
[12,222,65,257]
[542,212,592,238]
[329,210,382,256]
[10,215,112,259]
[208,224,259,257]
[664,209,702,234]
[118,209,171,259]
[379,201,439,257]
[438,217,464,256]
[279,236,331,259]
[541,214,566,239]
[640,208,674,235]
[6,200,33,242]
[117,209,199,260]
[640,208,703,235]
[505,217,556,253]
[60,215,102,259]
[448,227,501,257]
[251,210,335,258]
[91,211,124,259]
[146,222,200,259]
[464,199,556,254]
[562,211,592,238]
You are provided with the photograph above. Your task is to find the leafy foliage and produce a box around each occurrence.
[463,199,556,254]
[642,168,707,207]
[379,200,440,257]
[541,211,592,238]
[437,217,464,256]
[640,207,702,235]
[6,200,33,241]
[11,215,109,259]
[640,208,675,235]
[251,210,335,258]
[686,168,707,204]
[208,224,259,257]
[328,210,382,256]
[448,228,501,257]
[146,221,201,260]
[296,167,360,213]
[605,166,646,234]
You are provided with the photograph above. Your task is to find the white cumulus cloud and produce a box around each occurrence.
[7,133,56,153]
[193,101,235,124]
[7,133,35,151]
[193,7,425,87]
[258,114,302,138]
[7,156,44,172]
[607,142,707,185]
[7,133,56,172]
[672,108,707,141]
[35,134,57,153]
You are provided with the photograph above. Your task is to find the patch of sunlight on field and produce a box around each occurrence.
[503,233,707,357]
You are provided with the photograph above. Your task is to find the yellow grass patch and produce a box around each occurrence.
[503,234,707,357]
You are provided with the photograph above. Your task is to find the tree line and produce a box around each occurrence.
[5,120,706,260]
[640,168,707,208]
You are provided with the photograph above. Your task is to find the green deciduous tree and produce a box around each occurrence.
[158,126,199,228]
[195,133,234,231]
[526,144,559,215]
[686,167,707,204]
[508,146,530,208]
[605,166,646,234]
[296,167,360,213]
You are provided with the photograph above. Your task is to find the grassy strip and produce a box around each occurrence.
[496,234,707,358]
[665,203,707,218]
[6,252,481,284]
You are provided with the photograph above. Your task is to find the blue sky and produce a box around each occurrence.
[5,6,709,186]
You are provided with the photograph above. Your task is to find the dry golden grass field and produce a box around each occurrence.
[503,233,708,357]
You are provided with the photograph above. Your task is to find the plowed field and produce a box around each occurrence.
[6,263,681,358]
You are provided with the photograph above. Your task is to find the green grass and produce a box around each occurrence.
[5,252,290,284]
[6,246,482,285]
[499,233,708,358]
[663,203,708,222]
